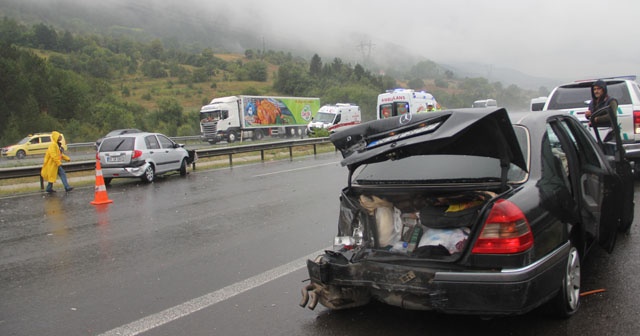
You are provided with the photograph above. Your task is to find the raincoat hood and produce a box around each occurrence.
[591,79,608,100]
[51,131,61,143]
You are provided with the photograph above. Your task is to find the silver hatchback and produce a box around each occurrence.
[97,132,189,184]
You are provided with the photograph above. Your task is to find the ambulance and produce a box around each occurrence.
[306,103,361,135]
[377,88,438,119]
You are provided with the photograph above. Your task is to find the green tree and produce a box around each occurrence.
[32,23,58,50]
[141,59,168,78]
[274,62,312,96]
[244,60,268,81]
[309,54,322,77]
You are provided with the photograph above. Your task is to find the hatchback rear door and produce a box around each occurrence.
[99,137,136,166]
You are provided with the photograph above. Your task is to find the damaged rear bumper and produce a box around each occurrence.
[301,242,570,315]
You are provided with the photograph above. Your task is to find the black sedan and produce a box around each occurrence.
[300,108,633,317]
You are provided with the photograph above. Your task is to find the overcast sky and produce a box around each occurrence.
[191,0,639,81]
[14,0,640,82]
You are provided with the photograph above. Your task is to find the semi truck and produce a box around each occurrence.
[377,88,438,119]
[199,95,321,143]
[306,103,361,136]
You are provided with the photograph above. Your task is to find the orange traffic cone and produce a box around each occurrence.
[90,159,113,205]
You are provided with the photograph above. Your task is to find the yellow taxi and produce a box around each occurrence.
[1,133,68,159]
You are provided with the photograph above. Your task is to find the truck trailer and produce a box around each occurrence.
[199,95,321,143]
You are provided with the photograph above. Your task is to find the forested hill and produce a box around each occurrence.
[0,16,541,145]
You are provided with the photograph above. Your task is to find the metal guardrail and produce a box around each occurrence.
[0,137,334,181]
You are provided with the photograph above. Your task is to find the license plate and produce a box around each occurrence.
[107,156,124,163]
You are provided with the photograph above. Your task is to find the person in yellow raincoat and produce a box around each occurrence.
[40,131,73,193]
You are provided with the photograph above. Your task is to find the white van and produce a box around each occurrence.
[472,99,498,108]
[307,103,361,135]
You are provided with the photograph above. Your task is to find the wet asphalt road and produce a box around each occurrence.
[1,152,639,336]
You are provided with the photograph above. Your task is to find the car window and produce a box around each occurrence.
[157,135,175,149]
[557,118,602,168]
[547,85,591,110]
[608,82,632,105]
[145,135,160,149]
[632,82,640,102]
[99,137,135,151]
[353,122,530,185]
[41,136,51,143]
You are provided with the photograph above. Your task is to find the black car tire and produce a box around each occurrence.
[141,165,155,183]
[252,129,264,141]
[550,242,581,318]
[179,158,187,176]
[104,177,112,186]
[16,150,26,159]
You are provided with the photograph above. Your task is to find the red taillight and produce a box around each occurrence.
[132,150,143,159]
[633,110,640,134]
[471,199,533,254]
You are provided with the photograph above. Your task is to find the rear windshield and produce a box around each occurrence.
[547,81,632,110]
[99,137,135,151]
[353,126,529,185]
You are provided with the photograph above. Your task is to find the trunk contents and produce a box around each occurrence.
[340,190,496,258]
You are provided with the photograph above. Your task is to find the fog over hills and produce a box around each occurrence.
[5,0,635,90]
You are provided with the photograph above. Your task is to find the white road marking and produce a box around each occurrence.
[253,161,339,177]
[97,248,329,336]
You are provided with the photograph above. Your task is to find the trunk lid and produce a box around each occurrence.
[330,108,526,175]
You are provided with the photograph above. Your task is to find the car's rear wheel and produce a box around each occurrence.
[16,150,26,159]
[141,165,155,183]
[550,242,581,318]
[104,177,112,186]
[179,158,187,176]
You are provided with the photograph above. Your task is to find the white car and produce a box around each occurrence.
[97,132,190,184]
[543,75,640,166]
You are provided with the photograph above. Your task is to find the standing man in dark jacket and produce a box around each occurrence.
[585,79,622,156]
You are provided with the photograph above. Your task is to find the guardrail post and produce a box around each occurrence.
[260,150,265,161]
[228,153,233,166]
[40,175,44,190]
[289,146,293,160]
[313,144,317,156]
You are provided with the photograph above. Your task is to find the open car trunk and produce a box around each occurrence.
[337,187,501,260]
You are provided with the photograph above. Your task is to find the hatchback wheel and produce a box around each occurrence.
[141,165,155,183]
[16,150,26,159]
[179,158,187,176]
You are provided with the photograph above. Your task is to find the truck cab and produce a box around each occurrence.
[307,103,361,136]
[199,96,237,144]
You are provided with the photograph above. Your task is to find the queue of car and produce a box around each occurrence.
[2,79,637,319]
